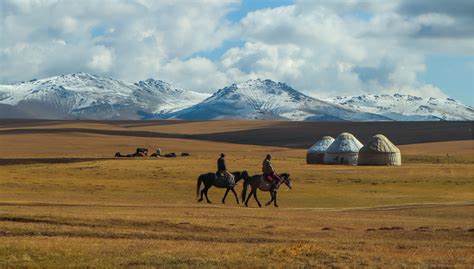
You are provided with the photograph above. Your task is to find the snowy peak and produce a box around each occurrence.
[0,73,207,120]
[331,94,474,121]
[135,78,174,93]
[34,72,130,93]
[210,79,312,103]
[131,78,209,116]
[171,79,389,121]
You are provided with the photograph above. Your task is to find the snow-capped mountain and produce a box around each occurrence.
[329,94,474,121]
[169,79,389,121]
[1,73,472,121]
[132,79,209,117]
[0,73,208,120]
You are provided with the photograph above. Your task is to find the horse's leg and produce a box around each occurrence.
[204,186,212,203]
[222,188,230,204]
[274,191,278,207]
[265,191,274,206]
[245,187,254,207]
[198,178,207,202]
[198,189,204,202]
[230,187,239,204]
[253,190,262,208]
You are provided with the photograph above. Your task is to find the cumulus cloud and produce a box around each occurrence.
[0,0,472,100]
[1,0,239,83]
[88,46,115,72]
[158,57,234,92]
[222,0,473,98]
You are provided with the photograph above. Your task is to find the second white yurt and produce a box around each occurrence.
[306,136,335,164]
[324,132,363,165]
[358,134,401,165]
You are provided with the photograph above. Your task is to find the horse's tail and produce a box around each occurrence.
[241,178,250,201]
[196,174,203,199]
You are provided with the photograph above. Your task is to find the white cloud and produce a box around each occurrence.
[219,0,472,98]
[58,16,79,33]
[0,0,472,100]
[88,46,115,72]
[1,0,239,83]
[158,57,233,92]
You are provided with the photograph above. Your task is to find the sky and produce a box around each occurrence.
[1,0,473,105]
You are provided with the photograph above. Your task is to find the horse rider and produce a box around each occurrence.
[217,153,232,181]
[262,154,282,190]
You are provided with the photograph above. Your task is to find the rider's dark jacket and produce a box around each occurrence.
[262,158,274,175]
[217,157,227,172]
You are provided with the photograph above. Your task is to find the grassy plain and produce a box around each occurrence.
[0,120,473,267]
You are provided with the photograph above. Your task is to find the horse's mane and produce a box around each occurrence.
[233,170,249,179]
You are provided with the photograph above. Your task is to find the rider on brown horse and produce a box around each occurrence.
[262,154,282,191]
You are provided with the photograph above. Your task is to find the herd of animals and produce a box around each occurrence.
[115,148,190,158]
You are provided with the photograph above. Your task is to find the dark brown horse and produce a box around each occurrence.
[197,171,250,204]
[241,173,292,207]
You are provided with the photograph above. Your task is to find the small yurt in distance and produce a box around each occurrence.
[306,136,335,164]
[324,132,363,165]
[358,134,401,166]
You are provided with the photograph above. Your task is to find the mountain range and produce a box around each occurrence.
[0,73,472,121]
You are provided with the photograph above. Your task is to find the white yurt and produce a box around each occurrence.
[306,136,335,164]
[358,134,401,166]
[324,132,363,165]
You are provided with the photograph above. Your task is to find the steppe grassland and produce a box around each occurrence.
[0,121,473,267]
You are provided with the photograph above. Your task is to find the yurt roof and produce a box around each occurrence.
[308,136,335,153]
[359,134,400,153]
[325,132,363,153]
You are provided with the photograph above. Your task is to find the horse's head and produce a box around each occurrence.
[233,170,250,183]
[280,173,292,189]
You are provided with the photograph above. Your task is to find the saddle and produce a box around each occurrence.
[215,172,235,188]
[262,174,281,189]
[216,171,225,179]
[262,174,274,182]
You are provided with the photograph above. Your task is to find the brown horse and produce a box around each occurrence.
[241,173,292,207]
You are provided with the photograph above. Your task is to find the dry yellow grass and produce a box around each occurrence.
[399,140,474,155]
[1,203,473,268]
[0,132,301,158]
[0,120,473,267]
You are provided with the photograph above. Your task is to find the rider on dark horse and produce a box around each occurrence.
[262,154,282,191]
[217,153,232,182]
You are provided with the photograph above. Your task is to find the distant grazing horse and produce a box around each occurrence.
[114,151,146,158]
[197,171,250,204]
[242,173,292,207]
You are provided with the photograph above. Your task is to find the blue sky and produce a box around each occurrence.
[192,0,295,61]
[1,0,473,105]
[227,0,295,21]
[418,54,474,104]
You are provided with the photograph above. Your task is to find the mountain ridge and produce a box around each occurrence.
[169,79,390,121]
[0,73,209,120]
[0,73,472,121]
[329,94,474,121]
